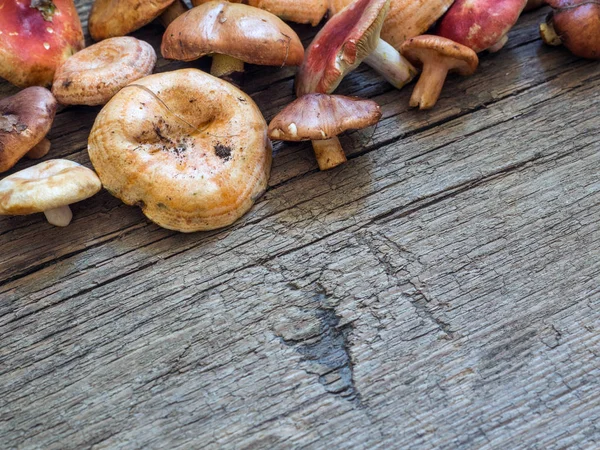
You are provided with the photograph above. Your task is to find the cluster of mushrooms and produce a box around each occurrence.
[0,0,598,232]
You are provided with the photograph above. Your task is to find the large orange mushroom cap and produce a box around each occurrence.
[0,0,85,88]
[88,0,176,41]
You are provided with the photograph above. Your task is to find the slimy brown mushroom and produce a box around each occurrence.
[296,0,417,96]
[192,0,329,26]
[161,1,305,82]
[0,159,102,227]
[540,0,600,60]
[0,87,57,173]
[269,94,381,170]
[88,69,272,232]
[52,37,157,106]
[400,35,478,110]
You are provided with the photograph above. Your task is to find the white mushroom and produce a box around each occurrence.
[0,159,102,226]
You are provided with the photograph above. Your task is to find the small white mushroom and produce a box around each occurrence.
[0,159,102,227]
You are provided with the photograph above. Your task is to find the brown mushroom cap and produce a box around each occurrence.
[401,36,479,75]
[88,0,176,41]
[161,1,304,67]
[52,37,157,106]
[543,0,600,60]
[296,0,390,96]
[0,87,57,173]
[0,159,101,215]
[192,0,328,26]
[88,69,272,232]
[269,94,382,141]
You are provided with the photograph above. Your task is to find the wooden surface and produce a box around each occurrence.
[1,2,599,449]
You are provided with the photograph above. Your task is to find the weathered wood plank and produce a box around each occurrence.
[1,1,599,449]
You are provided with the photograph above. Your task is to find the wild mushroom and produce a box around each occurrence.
[0,0,85,87]
[268,94,381,170]
[191,0,328,26]
[400,35,478,110]
[0,87,57,173]
[540,0,600,60]
[161,1,305,82]
[436,0,528,53]
[296,0,416,96]
[88,69,272,232]
[0,159,102,227]
[329,0,455,51]
[52,37,157,106]
[88,0,188,41]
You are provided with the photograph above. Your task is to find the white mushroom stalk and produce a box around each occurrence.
[364,39,418,89]
[44,205,74,227]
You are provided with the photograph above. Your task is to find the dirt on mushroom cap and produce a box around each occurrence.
[52,37,157,106]
[88,69,272,232]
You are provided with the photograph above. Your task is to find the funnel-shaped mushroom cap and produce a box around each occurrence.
[269,94,381,141]
[542,0,600,60]
[192,0,328,26]
[0,0,85,87]
[436,0,527,52]
[0,87,57,173]
[52,37,157,106]
[296,0,390,96]
[161,1,304,66]
[401,35,478,75]
[89,0,176,41]
[88,69,272,232]
[329,0,454,50]
[0,160,101,215]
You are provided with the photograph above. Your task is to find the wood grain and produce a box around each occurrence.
[1,2,599,449]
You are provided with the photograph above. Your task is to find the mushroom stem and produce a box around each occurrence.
[540,20,562,46]
[409,64,449,110]
[159,0,189,27]
[211,54,245,80]
[488,34,509,53]
[43,205,73,227]
[311,137,347,171]
[26,138,51,159]
[364,39,418,89]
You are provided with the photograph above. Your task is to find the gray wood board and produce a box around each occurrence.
[1,2,599,449]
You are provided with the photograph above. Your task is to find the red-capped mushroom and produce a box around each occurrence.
[400,35,478,110]
[0,0,85,88]
[192,0,329,26]
[540,0,600,60]
[297,0,417,96]
[269,94,381,170]
[329,0,455,51]
[162,1,304,82]
[436,0,528,53]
